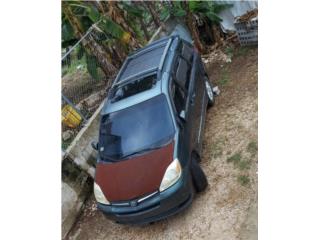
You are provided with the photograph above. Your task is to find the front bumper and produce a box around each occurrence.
[97,169,194,224]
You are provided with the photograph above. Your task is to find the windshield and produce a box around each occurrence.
[99,94,175,161]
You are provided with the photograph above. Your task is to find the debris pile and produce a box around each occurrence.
[234,9,258,46]
[236,9,258,23]
[202,49,232,64]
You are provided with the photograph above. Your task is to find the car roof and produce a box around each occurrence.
[101,36,181,115]
[113,36,174,86]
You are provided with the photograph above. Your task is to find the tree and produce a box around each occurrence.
[182,1,204,52]
[144,1,167,31]
[124,1,151,41]
[160,1,232,53]
[62,1,117,76]
[107,1,141,49]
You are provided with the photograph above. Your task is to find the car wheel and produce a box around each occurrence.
[190,157,208,192]
[205,77,215,108]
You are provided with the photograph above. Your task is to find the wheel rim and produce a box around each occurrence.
[205,81,214,101]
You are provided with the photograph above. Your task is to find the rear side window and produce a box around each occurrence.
[171,81,186,114]
[111,74,156,102]
[175,58,189,89]
[181,42,193,62]
[175,56,192,91]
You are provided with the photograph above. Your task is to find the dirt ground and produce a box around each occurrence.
[65,46,258,240]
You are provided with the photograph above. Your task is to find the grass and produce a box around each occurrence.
[218,68,230,86]
[212,138,226,158]
[237,175,250,186]
[227,152,242,164]
[62,137,74,150]
[238,160,251,170]
[247,141,258,157]
[62,57,87,77]
[227,152,251,170]
[236,46,250,57]
[225,46,234,59]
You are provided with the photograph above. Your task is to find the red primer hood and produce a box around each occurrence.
[95,142,174,202]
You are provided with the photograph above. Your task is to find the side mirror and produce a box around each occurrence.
[91,141,98,151]
[179,110,186,121]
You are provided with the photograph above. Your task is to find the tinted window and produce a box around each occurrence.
[175,58,188,89]
[111,74,156,102]
[99,94,175,161]
[175,55,192,91]
[172,82,185,114]
[181,42,193,62]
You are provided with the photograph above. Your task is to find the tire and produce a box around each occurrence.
[190,156,208,192]
[205,77,215,108]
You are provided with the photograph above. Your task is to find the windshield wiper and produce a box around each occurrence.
[121,145,164,160]
[100,155,118,163]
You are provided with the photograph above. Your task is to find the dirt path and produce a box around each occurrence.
[66,47,258,240]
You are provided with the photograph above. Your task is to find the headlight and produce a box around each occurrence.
[159,158,182,192]
[94,182,110,205]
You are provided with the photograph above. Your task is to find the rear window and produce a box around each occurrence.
[111,74,157,102]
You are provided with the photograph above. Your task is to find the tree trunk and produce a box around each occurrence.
[212,24,223,47]
[84,35,117,75]
[108,1,141,49]
[139,17,150,40]
[185,6,205,53]
[62,2,116,76]
[144,1,166,31]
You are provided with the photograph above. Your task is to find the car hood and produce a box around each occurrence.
[95,141,174,202]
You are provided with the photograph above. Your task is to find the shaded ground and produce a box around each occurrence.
[65,46,258,240]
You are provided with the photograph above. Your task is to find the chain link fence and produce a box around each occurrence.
[61,29,114,150]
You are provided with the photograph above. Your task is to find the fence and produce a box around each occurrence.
[61,28,113,150]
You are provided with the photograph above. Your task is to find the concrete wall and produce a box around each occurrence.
[63,102,103,178]
[62,157,93,239]
[61,103,102,238]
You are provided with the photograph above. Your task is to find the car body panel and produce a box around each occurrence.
[94,35,214,223]
[97,167,194,224]
[95,141,174,202]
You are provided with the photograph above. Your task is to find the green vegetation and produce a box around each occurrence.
[62,1,233,78]
[227,152,252,170]
[157,1,232,53]
[227,152,242,164]
[247,141,258,157]
[218,68,230,86]
[62,138,73,151]
[225,46,234,59]
[227,151,252,186]
[62,57,86,77]
[237,175,250,186]
[212,138,226,158]
[238,160,251,170]
[236,46,250,57]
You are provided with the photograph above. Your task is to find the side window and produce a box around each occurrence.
[181,42,193,62]
[175,57,189,90]
[170,42,194,114]
[171,82,185,114]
